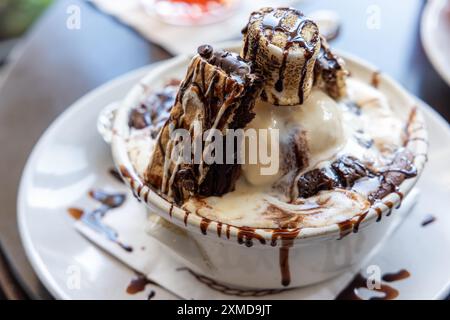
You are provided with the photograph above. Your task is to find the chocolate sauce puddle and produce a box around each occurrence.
[109,167,125,184]
[336,269,410,300]
[337,212,368,239]
[68,189,132,252]
[270,229,300,287]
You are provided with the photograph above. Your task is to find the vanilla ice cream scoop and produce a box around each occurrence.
[242,89,345,187]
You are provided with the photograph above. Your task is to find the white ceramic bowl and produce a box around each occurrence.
[111,44,427,289]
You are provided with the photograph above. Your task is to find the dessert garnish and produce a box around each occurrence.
[144,45,263,204]
[242,7,321,105]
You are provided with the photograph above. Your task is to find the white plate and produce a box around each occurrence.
[18,61,450,300]
[421,0,450,86]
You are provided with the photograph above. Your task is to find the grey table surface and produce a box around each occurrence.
[0,0,449,299]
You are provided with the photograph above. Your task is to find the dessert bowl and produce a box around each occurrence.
[110,42,427,289]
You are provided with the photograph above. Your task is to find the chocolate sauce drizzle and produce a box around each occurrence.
[336,269,410,300]
[126,273,157,299]
[147,46,261,204]
[109,167,125,184]
[177,267,289,297]
[382,269,410,282]
[121,65,425,289]
[270,228,300,287]
[68,189,132,252]
[128,80,179,133]
[371,71,381,88]
[242,8,319,104]
[236,227,266,247]
[421,215,436,227]
[264,9,318,102]
[225,224,231,239]
[147,290,156,300]
[126,274,152,294]
[216,222,223,238]
[337,212,368,239]
[200,218,211,235]
[67,207,84,220]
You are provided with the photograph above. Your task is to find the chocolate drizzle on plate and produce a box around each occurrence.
[371,71,381,88]
[128,80,179,135]
[126,273,157,296]
[109,167,125,184]
[270,228,300,287]
[382,269,410,282]
[242,7,321,105]
[421,215,436,227]
[336,269,410,300]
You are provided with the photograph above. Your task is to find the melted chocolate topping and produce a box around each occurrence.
[337,268,410,300]
[296,150,417,203]
[178,267,288,297]
[421,214,436,227]
[382,269,410,282]
[242,7,319,103]
[198,45,251,80]
[109,167,125,184]
[128,80,179,132]
[69,189,132,252]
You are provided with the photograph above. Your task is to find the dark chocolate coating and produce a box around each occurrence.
[297,152,416,201]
